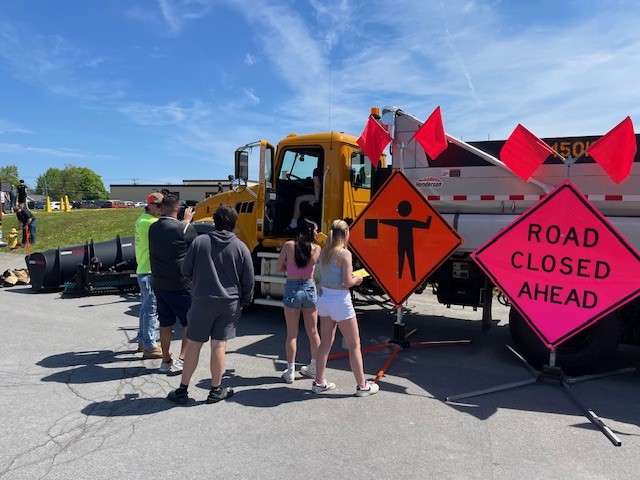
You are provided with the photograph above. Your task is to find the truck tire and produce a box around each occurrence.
[508,308,620,375]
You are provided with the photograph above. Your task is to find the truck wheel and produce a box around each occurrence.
[508,308,620,375]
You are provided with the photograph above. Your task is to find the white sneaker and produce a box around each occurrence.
[170,358,184,373]
[299,363,316,378]
[355,380,379,397]
[311,381,336,393]
[282,368,295,384]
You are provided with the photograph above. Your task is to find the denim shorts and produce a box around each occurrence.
[283,279,317,309]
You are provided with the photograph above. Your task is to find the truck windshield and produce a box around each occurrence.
[280,148,323,180]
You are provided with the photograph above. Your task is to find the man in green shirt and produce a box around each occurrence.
[135,192,164,358]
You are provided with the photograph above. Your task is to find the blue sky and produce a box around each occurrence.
[1,0,639,190]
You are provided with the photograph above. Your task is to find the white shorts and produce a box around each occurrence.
[317,287,355,322]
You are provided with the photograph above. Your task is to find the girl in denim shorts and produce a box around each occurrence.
[275,219,322,383]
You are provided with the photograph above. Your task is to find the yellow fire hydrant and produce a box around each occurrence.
[7,227,19,249]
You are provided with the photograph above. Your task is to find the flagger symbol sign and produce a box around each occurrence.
[349,170,464,306]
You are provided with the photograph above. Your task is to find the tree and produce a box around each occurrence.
[0,165,20,186]
[36,165,109,200]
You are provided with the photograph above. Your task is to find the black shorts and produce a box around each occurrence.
[155,288,191,328]
[187,298,242,342]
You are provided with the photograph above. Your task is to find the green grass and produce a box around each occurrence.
[1,208,144,254]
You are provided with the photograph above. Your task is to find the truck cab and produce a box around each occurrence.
[192,131,382,305]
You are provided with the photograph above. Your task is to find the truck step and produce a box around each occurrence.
[254,298,284,307]
[255,274,287,284]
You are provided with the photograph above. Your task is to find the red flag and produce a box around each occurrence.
[357,116,392,167]
[500,124,555,181]
[586,117,637,184]
[413,106,448,160]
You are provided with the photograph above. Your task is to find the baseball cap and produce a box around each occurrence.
[146,192,164,205]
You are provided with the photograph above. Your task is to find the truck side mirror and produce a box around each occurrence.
[235,151,249,182]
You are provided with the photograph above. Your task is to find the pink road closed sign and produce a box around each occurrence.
[472,180,640,348]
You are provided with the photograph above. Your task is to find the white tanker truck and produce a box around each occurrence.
[380,106,640,374]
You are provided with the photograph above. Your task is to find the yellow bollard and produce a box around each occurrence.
[64,195,71,212]
[45,197,52,213]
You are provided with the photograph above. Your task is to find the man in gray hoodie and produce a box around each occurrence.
[168,205,254,405]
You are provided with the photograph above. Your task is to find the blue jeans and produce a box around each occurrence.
[22,221,36,245]
[137,274,158,349]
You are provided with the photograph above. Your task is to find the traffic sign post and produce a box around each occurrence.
[446,180,640,446]
[330,170,470,381]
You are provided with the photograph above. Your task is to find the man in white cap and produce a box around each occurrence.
[134,192,164,358]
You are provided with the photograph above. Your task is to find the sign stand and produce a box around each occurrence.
[343,169,470,382]
[329,303,471,383]
[445,345,634,446]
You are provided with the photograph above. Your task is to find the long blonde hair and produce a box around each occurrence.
[320,219,349,266]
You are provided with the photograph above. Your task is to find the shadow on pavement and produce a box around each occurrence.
[81,393,174,416]
[38,349,150,384]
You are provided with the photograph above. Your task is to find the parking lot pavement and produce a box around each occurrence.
[1,252,639,479]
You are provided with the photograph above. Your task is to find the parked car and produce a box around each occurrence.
[50,201,61,210]
[134,201,146,208]
[72,200,102,209]
[102,200,132,208]
[31,201,46,210]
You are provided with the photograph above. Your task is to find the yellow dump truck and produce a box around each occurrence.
[192,131,384,306]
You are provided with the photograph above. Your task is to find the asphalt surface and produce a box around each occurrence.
[0,251,639,480]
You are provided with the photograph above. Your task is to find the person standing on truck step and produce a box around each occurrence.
[275,218,322,383]
[134,192,164,359]
[148,194,197,374]
[312,219,379,397]
[168,205,254,405]
[16,179,27,207]
[288,166,321,230]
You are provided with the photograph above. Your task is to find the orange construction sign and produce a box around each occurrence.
[349,170,464,305]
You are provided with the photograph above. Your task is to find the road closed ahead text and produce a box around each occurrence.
[512,224,610,308]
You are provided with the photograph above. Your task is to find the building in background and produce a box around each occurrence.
[110,179,235,204]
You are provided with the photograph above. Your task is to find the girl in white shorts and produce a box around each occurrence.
[312,219,379,397]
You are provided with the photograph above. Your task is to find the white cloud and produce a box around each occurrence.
[0,20,127,100]
[0,120,31,135]
[222,0,640,142]
[0,142,94,158]
[118,101,212,127]
[243,89,260,105]
[158,0,214,34]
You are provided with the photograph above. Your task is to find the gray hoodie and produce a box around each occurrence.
[181,229,254,305]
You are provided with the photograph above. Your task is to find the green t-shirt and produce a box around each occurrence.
[135,212,159,274]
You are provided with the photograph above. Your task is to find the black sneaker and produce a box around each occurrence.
[206,387,234,404]
[167,387,189,405]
